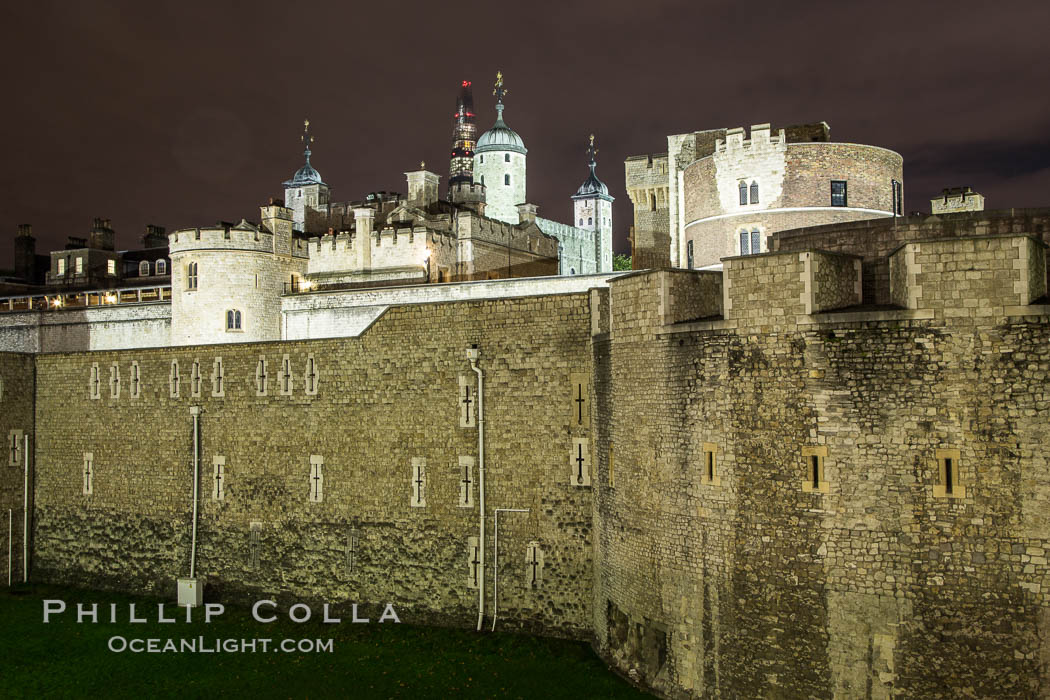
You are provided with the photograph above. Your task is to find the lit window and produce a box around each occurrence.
[226,310,242,331]
[750,181,759,204]
[57,258,65,275]
[739,181,748,205]
[504,174,510,186]
[156,259,166,275]
[75,257,83,275]
[107,260,116,275]
[139,261,150,276]
[831,180,847,207]
[739,230,749,255]
[187,262,198,290]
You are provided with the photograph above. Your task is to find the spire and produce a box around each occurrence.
[301,119,314,165]
[587,133,598,172]
[573,133,612,200]
[493,71,507,122]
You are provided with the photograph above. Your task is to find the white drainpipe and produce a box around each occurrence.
[189,406,201,579]
[491,508,529,631]
[468,346,485,631]
[23,434,29,583]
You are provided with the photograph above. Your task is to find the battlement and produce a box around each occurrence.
[715,123,787,156]
[169,221,308,257]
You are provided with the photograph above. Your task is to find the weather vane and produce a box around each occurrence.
[302,119,314,146]
[588,134,598,161]
[494,71,507,103]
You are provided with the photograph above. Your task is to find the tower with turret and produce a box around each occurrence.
[473,72,527,224]
[283,120,330,233]
[572,135,614,272]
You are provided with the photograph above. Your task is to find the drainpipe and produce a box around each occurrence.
[468,346,485,631]
[7,508,12,586]
[189,406,201,579]
[23,435,29,583]
[491,508,529,631]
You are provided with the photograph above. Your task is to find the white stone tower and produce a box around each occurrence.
[169,207,308,346]
[473,72,527,224]
[572,134,614,272]
[283,119,330,232]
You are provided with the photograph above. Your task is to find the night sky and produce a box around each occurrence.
[1,0,1047,270]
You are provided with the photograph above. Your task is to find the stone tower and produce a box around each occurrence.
[168,208,307,346]
[473,72,527,224]
[283,120,330,233]
[572,135,615,272]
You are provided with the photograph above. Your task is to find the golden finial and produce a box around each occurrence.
[493,71,507,104]
[587,134,598,164]
[420,161,426,169]
[301,119,314,146]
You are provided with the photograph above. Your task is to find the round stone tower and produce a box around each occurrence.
[473,71,527,224]
[169,207,307,346]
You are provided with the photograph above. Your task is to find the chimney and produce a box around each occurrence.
[931,186,985,215]
[141,224,167,248]
[14,224,36,282]
[88,217,115,251]
[405,167,440,209]
[516,203,538,224]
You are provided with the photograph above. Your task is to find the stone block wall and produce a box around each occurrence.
[30,293,597,637]
[0,352,34,585]
[594,268,1050,698]
[723,252,806,324]
[810,251,862,313]
[889,235,1048,318]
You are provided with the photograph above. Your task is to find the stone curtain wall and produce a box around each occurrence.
[810,251,862,313]
[31,293,596,637]
[594,268,1050,698]
[0,352,34,586]
[773,208,1050,305]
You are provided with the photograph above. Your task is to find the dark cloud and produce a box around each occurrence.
[1,0,1048,270]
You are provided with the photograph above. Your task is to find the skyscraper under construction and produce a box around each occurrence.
[449,80,477,188]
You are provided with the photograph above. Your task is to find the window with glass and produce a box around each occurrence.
[831,180,848,207]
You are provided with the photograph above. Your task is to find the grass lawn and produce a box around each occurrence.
[1,584,650,699]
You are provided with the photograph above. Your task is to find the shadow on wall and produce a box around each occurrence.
[606,600,668,687]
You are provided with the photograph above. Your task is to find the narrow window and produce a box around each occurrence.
[156,259,166,275]
[169,360,180,398]
[191,359,202,397]
[687,240,694,269]
[935,448,964,498]
[139,261,149,276]
[411,457,427,507]
[107,260,116,275]
[212,456,225,501]
[458,456,475,508]
[83,453,93,496]
[702,442,720,485]
[75,257,84,275]
[304,355,318,396]
[0,376,3,401]
[309,455,324,503]
[579,218,583,226]
[751,229,761,255]
[223,227,230,240]
[256,356,268,396]
[750,181,759,204]
[234,310,242,330]
[831,180,848,207]
[211,357,225,397]
[650,193,657,211]
[739,230,749,255]
[57,258,66,275]
[187,262,198,290]
[588,217,593,226]
[892,179,902,215]
[89,363,101,400]
[504,174,510,186]
[280,354,293,395]
[480,155,484,164]
[480,175,485,185]
[7,430,23,467]
[504,153,510,162]
[525,541,544,589]
[801,446,828,493]
[109,363,120,398]
[194,229,201,240]
[129,361,140,399]
[739,181,748,205]
[467,537,481,589]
